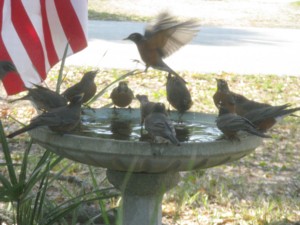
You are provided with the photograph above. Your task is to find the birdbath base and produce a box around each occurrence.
[107,170,180,225]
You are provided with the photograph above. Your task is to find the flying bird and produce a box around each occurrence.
[124,11,200,83]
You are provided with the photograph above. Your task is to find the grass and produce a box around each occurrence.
[1,67,300,224]
[291,1,300,7]
[88,0,148,21]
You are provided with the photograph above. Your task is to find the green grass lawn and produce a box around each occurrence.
[2,67,300,224]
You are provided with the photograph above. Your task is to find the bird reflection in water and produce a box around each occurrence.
[174,124,190,142]
[110,119,133,140]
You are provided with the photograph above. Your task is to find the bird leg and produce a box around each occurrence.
[127,105,132,112]
[177,112,184,124]
[131,59,145,67]
[113,106,118,114]
[82,104,96,113]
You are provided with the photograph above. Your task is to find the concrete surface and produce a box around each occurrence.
[66,20,300,76]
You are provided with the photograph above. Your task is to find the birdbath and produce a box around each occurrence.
[29,108,262,225]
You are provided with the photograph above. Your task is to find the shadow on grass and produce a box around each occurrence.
[88,9,148,22]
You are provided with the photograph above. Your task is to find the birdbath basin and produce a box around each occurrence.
[29,108,262,225]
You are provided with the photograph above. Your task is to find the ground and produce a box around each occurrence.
[88,0,300,28]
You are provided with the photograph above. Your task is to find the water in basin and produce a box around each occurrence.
[75,116,222,143]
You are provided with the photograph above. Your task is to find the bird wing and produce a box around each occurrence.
[217,114,253,132]
[62,83,83,99]
[144,12,200,58]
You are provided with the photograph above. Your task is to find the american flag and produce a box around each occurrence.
[0,0,88,95]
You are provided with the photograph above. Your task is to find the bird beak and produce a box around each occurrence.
[123,36,129,40]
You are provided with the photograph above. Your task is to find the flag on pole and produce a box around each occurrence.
[0,0,88,95]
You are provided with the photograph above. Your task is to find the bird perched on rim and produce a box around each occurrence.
[0,61,17,80]
[62,70,98,104]
[213,78,236,113]
[166,73,193,119]
[110,81,134,109]
[243,104,300,132]
[8,84,67,112]
[145,102,180,146]
[136,94,157,127]
[216,104,270,141]
[213,78,272,115]
[213,79,300,131]
[124,11,200,83]
[7,94,83,139]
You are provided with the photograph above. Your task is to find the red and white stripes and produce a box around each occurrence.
[0,0,88,95]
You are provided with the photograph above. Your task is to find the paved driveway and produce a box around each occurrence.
[66,20,300,76]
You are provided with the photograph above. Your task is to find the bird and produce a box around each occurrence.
[110,81,134,109]
[8,84,67,111]
[166,73,193,119]
[7,94,83,138]
[243,104,300,132]
[62,70,98,104]
[136,94,156,127]
[216,105,270,141]
[213,79,300,131]
[0,61,17,80]
[213,78,272,115]
[124,11,200,83]
[213,78,236,113]
[144,102,180,146]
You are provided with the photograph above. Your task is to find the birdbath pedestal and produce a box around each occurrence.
[30,108,262,225]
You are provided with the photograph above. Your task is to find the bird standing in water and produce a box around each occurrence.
[7,94,83,138]
[136,94,157,127]
[166,73,192,120]
[62,70,98,104]
[145,103,180,146]
[110,81,134,109]
[124,11,200,83]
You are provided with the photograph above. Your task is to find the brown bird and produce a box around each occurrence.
[62,70,98,104]
[124,11,200,82]
[166,73,193,119]
[110,81,134,109]
[145,103,180,146]
[7,94,83,139]
[243,104,300,132]
[213,78,272,115]
[213,78,235,113]
[136,94,156,126]
[9,84,67,111]
[214,79,300,131]
[0,61,17,80]
[216,105,270,141]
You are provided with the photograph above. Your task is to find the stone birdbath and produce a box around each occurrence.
[29,108,262,225]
